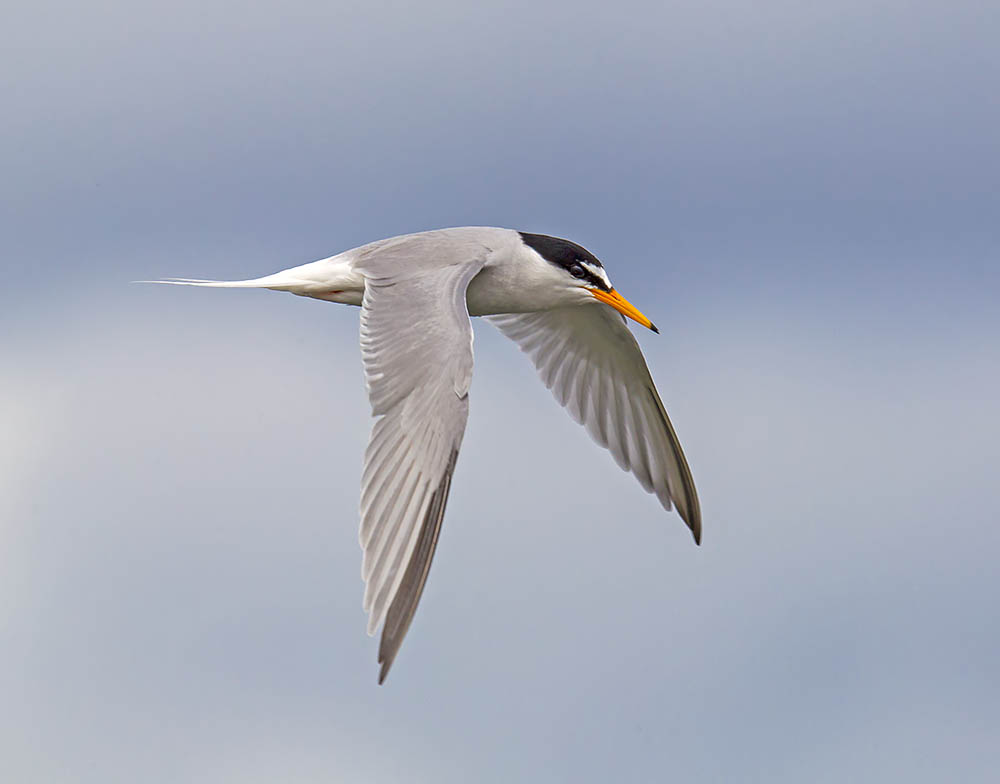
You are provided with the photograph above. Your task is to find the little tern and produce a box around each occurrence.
[150,227,701,682]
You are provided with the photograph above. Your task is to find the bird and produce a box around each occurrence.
[147,227,701,682]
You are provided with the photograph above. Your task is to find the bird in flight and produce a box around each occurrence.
[149,227,701,682]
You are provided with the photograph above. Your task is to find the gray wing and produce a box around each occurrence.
[356,245,486,684]
[489,304,701,543]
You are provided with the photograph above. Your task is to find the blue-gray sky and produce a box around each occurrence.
[3,2,999,781]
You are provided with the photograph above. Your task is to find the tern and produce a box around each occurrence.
[150,227,701,682]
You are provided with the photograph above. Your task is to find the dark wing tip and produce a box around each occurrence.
[375,624,404,686]
[682,490,702,545]
[643,388,702,546]
[377,637,400,684]
[374,449,459,685]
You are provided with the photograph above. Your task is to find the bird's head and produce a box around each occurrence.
[518,232,659,333]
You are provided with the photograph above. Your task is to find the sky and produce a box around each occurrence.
[2,1,999,781]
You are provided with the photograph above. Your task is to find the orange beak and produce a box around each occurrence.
[588,288,659,333]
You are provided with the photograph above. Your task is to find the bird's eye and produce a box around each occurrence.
[569,263,586,279]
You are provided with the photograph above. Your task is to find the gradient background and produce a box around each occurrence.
[3,1,999,781]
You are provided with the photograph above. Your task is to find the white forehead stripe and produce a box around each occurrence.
[581,261,612,289]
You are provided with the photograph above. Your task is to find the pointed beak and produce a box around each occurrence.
[588,288,659,333]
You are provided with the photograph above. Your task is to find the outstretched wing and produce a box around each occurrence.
[489,304,701,543]
[356,246,486,683]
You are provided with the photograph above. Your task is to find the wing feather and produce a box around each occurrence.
[489,304,701,543]
[356,245,486,681]
[377,449,457,683]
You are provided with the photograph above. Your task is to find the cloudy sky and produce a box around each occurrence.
[3,1,998,781]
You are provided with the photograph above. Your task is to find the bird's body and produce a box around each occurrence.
[166,227,606,314]
[151,227,700,682]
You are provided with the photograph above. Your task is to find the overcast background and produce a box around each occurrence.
[3,1,999,781]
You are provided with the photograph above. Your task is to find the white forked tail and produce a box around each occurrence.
[136,256,365,303]
[137,272,306,291]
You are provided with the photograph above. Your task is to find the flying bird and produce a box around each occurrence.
[149,227,701,682]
